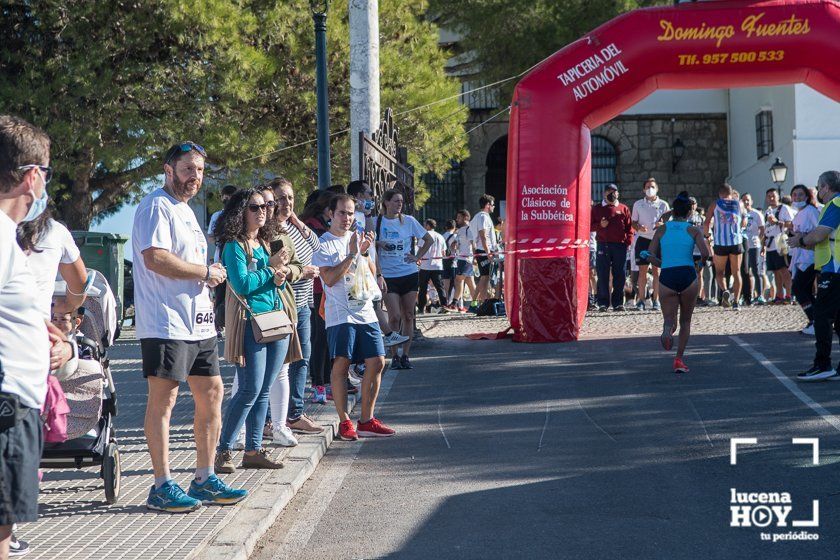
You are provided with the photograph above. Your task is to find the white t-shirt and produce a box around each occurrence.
[631,198,670,240]
[743,209,765,250]
[312,231,378,328]
[0,210,50,409]
[453,225,475,260]
[132,188,214,341]
[418,230,446,271]
[377,215,426,278]
[790,204,820,272]
[764,204,795,252]
[468,211,498,252]
[27,219,81,318]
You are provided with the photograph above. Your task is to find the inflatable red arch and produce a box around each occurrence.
[504,0,840,342]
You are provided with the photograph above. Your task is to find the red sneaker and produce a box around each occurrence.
[458,306,468,314]
[338,419,358,441]
[673,358,690,373]
[356,417,396,438]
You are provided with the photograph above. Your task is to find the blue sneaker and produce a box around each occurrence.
[146,480,202,513]
[188,474,248,506]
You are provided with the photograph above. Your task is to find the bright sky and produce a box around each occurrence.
[94,203,138,261]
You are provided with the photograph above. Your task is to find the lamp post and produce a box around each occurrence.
[770,157,788,187]
[312,0,332,190]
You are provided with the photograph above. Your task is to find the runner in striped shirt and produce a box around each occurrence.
[703,183,746,309]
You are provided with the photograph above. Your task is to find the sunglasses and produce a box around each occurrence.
[248,204,268,213]
[17,164,52,184]
[165,142,207,164]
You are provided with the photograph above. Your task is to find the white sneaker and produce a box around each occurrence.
[383,332,410,347]
[272,425,299,447]
[349,363,365,386]
[802,324,815,336]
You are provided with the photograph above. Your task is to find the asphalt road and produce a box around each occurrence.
[250,328,840,560]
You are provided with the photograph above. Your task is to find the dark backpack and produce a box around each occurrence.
[475,298,501,316]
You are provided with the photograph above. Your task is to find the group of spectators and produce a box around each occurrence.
[589,176,823,333]
[0,114,503,557]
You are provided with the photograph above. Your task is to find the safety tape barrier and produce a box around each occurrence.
[412,238,591,261]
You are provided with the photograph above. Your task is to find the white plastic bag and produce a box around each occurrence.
[348,254,381,303]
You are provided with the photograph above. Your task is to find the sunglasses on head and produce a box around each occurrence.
[165,142,207,165]
[248,204,268,213]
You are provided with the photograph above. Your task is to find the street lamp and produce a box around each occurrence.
[769,157,788,186]
[311,0,331,190]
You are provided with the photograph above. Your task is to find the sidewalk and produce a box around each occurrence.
[20,329,352,560]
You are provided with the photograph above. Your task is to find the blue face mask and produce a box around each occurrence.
[363,199,375,212]
[22,188,48,223]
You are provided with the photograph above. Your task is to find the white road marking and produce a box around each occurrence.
[537,401,550,452]
[731,336,840,434]
[687,398,713,447]
[270,371,398,560]
[437,403,452,449]
[576,399,617,443]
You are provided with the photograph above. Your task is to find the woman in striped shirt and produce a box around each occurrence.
[269,178,323,435]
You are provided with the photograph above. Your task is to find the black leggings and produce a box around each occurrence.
[417,270,447,310]
[309,292,331,386]
[792,265,818,322]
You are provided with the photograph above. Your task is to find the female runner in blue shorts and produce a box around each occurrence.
[643,193,711,373]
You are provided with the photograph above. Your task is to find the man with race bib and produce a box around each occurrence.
[132,142,246,513]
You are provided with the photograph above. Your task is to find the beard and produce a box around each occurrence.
[172,173,200,200]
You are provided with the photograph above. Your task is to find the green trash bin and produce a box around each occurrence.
[71,232,128,320]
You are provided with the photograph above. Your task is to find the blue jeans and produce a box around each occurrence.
[218,322,290,452]
[287,305,311,421]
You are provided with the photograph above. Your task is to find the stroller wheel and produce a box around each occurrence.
[102,442,121,505]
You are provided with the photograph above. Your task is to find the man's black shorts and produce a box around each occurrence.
[141,337,221,382]
[766,249,790,272]
[475,249,492,277]
[0,406,43,525]
[634,237,653,266]
[384,272,419,296]
[713,244,744,257]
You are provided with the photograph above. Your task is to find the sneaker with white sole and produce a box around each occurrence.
[9,533,30,557]
[271,425,299,447]
[383,331,410,347]
[797,365,839,382]
[348,364,364,386]
[720,290,732,308]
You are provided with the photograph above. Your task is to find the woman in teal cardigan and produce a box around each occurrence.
[215,188,290,471]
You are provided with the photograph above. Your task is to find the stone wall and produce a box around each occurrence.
[456,113,729,217]
[593,114,729,207]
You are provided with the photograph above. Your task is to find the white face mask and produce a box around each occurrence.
[792,201,807,209]
[645,187,657,198]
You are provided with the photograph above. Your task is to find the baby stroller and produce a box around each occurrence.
[40,269,121,504]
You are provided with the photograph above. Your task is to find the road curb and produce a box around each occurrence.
[189,393,357,560]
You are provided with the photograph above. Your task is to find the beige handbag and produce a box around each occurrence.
[230,289,293,343]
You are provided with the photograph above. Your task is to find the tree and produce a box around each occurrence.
[429,0,671,99]
[0,0,467,229]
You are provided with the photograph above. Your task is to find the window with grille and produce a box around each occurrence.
[420,163,464,228]
[591,136,618,203]
[755,110,774,159]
